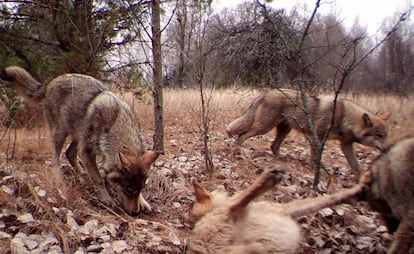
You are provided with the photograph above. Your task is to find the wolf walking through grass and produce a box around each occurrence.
[226,89,390,178]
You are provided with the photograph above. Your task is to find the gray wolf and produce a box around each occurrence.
[226,89,389,178]
[1,66,159,214]
[364,136,414,254]
[186,168,370,254]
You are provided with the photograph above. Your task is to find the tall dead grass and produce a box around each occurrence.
[129,88,413,142]
[124,87,260,134]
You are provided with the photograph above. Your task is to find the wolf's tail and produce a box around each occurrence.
[1,66,45,103]
[226,93,264,137]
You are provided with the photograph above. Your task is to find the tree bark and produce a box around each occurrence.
[151,0,164,153]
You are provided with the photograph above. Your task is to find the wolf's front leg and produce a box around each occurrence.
[387,219,414,254]
[80,149,115,206]
[340,141,360,180]
[137,193,152,212]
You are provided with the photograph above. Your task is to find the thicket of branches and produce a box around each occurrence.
[1,0,412,93]
[1,1,154,81]
[164,1,413,94]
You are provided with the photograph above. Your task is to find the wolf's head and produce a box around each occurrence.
[185,182,229,223]
[1,66,45,103]
[107,151,159,214]
[356,112,390,151]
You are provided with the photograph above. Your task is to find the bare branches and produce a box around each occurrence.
[298,0,321,54]
[354,9,412,73]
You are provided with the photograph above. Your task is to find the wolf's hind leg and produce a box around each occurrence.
[52,129,67,166]
[271,121,291,155]
[284,181,367,218]
[65,140,82,171]
[237,125,275,145]
[228,168,284,218]
[236,112,278,145]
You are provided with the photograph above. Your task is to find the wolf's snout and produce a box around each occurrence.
[127,211,140,217]
[375,141,388,152]
[122,195,139,214]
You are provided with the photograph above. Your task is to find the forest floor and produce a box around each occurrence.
[0,88,411,253]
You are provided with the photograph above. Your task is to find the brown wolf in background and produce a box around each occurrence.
[364,136,414,254]
[187,168,371,254]
[1,66,159,214]
[226,89,389,178]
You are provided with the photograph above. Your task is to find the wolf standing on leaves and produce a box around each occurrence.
[1,66,159,215]
[226,89,390,179]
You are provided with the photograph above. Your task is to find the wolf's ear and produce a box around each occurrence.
[362,113,373,127]
[380,112,391,121]
[375,110,391,121]
[193,182,210,204]
[141,151,159,168]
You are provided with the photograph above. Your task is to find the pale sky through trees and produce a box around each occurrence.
[213,0,413,35]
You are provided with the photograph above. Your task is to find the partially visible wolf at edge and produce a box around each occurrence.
[364,136,414,254]
[1,66,159,215]
[186,168,372,254]
[226,89,390,179]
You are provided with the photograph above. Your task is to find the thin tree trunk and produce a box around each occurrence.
[151,0,164,153]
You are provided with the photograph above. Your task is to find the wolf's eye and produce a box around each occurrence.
[376,133,384,138]
[127,188,138,195]
[123,185,138,196]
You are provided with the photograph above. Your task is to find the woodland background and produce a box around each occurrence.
[1,0,413,94]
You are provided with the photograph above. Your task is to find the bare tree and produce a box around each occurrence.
[373,21,414,94]
[151,0,164,153]
[193,1,214,173]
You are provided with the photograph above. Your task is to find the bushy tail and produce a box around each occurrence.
[226,93,264,137]
[1,66,45,103]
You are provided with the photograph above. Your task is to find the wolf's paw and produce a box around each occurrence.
[266,167,285,183]
[97,189,116,207]
[225,124,232,137]
[137,193,152,213]
[359,171,372,185]
[253,167,284,191]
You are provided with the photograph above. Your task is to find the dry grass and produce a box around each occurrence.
[0,87,413,253]
[151,87,259,130]
[153,88,414,141]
